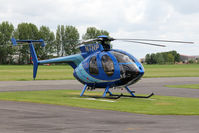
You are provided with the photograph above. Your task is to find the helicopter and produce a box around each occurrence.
[11,35,194,98]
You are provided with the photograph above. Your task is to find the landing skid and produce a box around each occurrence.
[84,95,121,99]
[82,93,154,99]
[80,84,154,99]
[105,86,154,99]
[109,93,154,98]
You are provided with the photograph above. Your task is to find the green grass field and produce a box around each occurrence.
[0,65,74,81]
[143,64,199,78]
[0,64,199,81]
[166,84,199,89]
[0,89,198,115]
[0,64,199,115]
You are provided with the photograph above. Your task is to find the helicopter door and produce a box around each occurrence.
[101,54,114,77]
[89,56,99,75]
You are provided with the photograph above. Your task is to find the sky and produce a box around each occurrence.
[0,0,199,58]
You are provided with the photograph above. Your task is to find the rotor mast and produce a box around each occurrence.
[98,35,113,51]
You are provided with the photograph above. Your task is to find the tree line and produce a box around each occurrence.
[145,51,180,64]
[0,21,109,64]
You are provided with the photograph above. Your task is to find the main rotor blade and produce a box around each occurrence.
[115,38,194,44]
[122,40,166,47]
[78,38,100,45]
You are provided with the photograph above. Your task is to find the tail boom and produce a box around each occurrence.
[11,38,84,80]
[38,54,84,69]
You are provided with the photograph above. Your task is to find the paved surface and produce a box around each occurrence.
[0,78,199,133]
[0,100,199,133]
[0,77,199,97]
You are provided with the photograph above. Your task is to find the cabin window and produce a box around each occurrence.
[112,51,135,63]
[89,56,99,75]
[101,55,114,76]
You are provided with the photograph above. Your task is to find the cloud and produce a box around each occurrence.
[166,0,199,14]
[0,0,199,58]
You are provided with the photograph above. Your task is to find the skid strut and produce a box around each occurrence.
[125,86,135,96]
[80,84,87,96]
[103,86,113,97]
[105,86,154,98]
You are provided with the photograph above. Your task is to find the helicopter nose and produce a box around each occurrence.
[137,64,144,76]
[119,62,144,86]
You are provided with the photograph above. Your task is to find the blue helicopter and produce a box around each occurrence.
[11,35,193,98]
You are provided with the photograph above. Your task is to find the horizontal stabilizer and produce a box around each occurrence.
[11,38,45,47]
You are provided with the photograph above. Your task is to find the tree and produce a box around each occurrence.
[188,60,194,64]
[63,25,79,55]
[170,50,180,62]
[156,53,164,64]
[145,50,181,64]
[39,26,55,59]
[145,54,151,64]
[60,25,65,56]
[167,53,175,64]
[14,23,39,64]
[55,25,65,56]
[55,25,80,56]
[150,53,157,64]
[0,21,14,64]
[100,30,109,37]
[55,25,61,57]
[82,27,109,40]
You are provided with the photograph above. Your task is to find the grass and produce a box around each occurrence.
[0,64,199,81]
[0,65,74,81]
[166,84,199,89]
[143,64,199,78]
[0,89,199,115]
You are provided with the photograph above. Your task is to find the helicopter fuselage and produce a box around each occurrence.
[12,35,192,97]
[12,35,160,97]
[74,49,144,88]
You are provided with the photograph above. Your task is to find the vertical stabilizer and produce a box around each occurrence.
[29,43,38,80]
